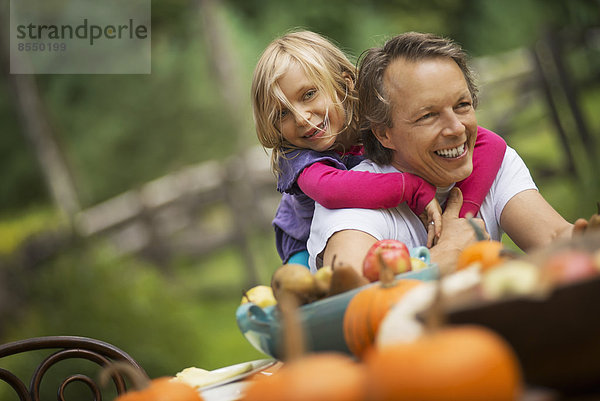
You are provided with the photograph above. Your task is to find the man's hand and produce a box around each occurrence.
[430,187,489,273]
[420,198,442,248]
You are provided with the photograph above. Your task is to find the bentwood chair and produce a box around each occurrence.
[0,335,148,401]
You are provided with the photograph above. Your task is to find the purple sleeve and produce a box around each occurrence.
[277,149,346,194]
[456,126,507,217]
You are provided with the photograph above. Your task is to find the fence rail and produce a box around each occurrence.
[74,146,278,266]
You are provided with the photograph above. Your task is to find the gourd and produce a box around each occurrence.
[364,325,522,401]
[343,257,422,359]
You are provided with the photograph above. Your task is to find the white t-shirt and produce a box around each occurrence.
[307,146,538,272]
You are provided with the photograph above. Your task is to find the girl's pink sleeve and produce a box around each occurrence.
[456,127,507,218]
[297,161,436,215]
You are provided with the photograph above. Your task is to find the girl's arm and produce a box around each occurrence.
[456,127,507,218]
[297,161,436,216]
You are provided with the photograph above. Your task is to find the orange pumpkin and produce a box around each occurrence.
[456,240,506,271]
[242,353,366,401]
[343,277,423,359]
[364,325,522,401]
[116,377,203,401]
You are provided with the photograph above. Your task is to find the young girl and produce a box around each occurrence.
[251,30,506,267]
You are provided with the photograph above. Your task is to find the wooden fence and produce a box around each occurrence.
[73,146,279,280]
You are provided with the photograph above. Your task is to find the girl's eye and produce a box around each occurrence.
[279,108,289,119]
[303,89,317,101]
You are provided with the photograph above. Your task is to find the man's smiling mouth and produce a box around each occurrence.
[435,143,466,158]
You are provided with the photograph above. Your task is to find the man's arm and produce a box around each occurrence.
[322,229,378,275]
[500,189,574,251]
[320,188,487,276]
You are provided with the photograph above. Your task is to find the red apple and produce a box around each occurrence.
[362,239,411,282]
[542,249,598,285]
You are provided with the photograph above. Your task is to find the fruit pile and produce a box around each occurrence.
[456,233,600,302]
[240,254,524,401]
[112,210,600,401]
[241,239,430,309]
[236,215,600,400]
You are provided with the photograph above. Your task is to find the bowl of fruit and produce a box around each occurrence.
[236,243,439,359]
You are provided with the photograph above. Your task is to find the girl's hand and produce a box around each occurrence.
[420,198,442,248]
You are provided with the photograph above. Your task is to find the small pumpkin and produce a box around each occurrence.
[116,377,203,401]
[364,325,522,401]
[456,216,513,272]
[456,240,506,271]
[343,259,423,359]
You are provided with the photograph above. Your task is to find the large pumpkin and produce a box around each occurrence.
[343,277,422,359]
[364,325,522,401]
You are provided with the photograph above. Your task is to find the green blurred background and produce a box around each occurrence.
[1,0,599,398]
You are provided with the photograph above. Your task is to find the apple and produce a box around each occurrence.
[241,285,277,308]
[542,249,598,286]
[363,239,411,282]
[480,260,540,300]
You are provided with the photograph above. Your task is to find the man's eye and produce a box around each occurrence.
[456,101,472,110]
[417,112,434,122]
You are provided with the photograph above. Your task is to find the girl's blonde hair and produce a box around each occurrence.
[251,30,359,176]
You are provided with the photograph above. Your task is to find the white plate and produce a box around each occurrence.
[196,359,276,390]
[201,381,249,401]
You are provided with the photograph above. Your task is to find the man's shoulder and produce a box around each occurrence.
[495,146,530,181]
[352,159,398,174]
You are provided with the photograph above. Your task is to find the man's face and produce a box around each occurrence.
[375,57,477,187]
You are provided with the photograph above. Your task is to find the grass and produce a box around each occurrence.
[0,230,280,400]
[0,206,64,256]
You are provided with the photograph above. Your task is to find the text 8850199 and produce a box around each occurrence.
[17,42,67,52]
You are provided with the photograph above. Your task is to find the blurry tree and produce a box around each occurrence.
[0,49,81,223]
[445,0,600,55]
[0,0,597,214]
[197,0,260,287]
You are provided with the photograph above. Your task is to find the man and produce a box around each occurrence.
[307,32,577,274]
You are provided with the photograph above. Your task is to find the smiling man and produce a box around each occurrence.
[307,32,577,274]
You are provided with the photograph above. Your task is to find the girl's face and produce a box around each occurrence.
[275,63,346,152]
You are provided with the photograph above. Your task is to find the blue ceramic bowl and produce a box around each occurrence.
[236,246,438,359]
